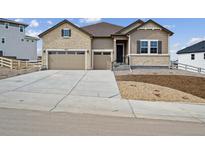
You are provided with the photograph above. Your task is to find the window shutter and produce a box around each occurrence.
[158,41,162,54]
[61,29,64,37]
[137,40,141,54]
[69,29,71,37]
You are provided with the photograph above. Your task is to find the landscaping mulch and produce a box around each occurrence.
[116,75,205,100]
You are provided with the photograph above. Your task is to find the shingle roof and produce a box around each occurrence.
[81,22,124,37]
[0,18,28,26]
[177,41,205,54]
[115,19,144,34]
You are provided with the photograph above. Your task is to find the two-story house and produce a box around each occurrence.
[0,18,38,61]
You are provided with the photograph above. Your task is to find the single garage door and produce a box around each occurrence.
[48,51,85,70]
[93,52,111,70]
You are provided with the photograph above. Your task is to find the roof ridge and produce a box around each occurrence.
[0,18,28,26]
[81,22,124,28]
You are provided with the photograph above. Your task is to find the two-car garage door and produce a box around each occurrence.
[48,51,85,70]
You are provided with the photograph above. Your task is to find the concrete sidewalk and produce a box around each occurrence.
[51,95,205,123]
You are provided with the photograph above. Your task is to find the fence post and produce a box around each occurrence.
[26,61,28,69]
[17,60,20,70]
[0,58,2,67]
[10,60,13,69]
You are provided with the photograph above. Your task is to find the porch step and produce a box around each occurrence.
[113,64,131,71]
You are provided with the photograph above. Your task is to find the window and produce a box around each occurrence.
[77,51,85,55]
[140,41,148,53]
[94,52,102,55]
[5,23,9,29]
[191,54,195,60]
[62,29,71,37]
[26,39,29,42]
[1,38,5,44]
[204,53,205,60]
[48,51,57,54]
[57,51,66,54]
[103,52,111,55]
[20,26,24,32]
[67,51,76,54]
[21,39,24,42]
[150,41,158,53]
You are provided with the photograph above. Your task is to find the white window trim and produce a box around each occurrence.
[140,40,159,54]
[62,28,71,38]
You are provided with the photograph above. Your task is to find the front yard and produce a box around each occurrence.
[116,74,205,103]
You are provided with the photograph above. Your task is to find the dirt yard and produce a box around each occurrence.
[116,75,205,103]
[0,67,39,80]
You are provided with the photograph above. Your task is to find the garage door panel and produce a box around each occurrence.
[48,54,85,70]
[94,53,111,70]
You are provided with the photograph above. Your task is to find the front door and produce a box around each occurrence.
[116,44,123,63]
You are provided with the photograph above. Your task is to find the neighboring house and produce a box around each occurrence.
[39,19,173,70]
[177,41,205,69]
[0,18,39,61]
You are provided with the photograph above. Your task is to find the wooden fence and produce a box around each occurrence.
[170,61,205,74]
[0,57,42,70]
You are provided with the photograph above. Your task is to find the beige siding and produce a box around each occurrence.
[130,29,168,54]
[130,55,170,66]
[41,23,92,69]
[92,38,113,49]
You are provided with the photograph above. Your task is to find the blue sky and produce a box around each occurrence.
[12,18,205,60]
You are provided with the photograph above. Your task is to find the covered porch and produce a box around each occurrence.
[113,35,129,64]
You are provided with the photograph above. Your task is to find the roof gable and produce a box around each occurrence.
[81,22,123,37]
[39,19,92,38]
[115,19,144,34]
[127,19,174,36]
[177,41,205,54]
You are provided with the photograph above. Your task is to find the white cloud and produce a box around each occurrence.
[15,18,23,22]
[29,19,39,27]
[79,18,102,24]
[170,43,184,61]
[26,29,42,37]
[47,20,53,25]
[186,37,205,46]
[163,24,175,29]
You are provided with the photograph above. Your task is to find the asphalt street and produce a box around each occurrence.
[0,108,205,135]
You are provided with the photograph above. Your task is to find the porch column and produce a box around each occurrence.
[113,38,116,62]
[128,35,131,65]
[46,50,48,69]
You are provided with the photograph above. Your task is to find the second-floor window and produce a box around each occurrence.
[20,26,24,32]
[191,54,195,60]
[5,23,9,29]
[1,38,5,44]
[61,29,71,38]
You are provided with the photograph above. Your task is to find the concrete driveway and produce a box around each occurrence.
[0,70,120,111]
